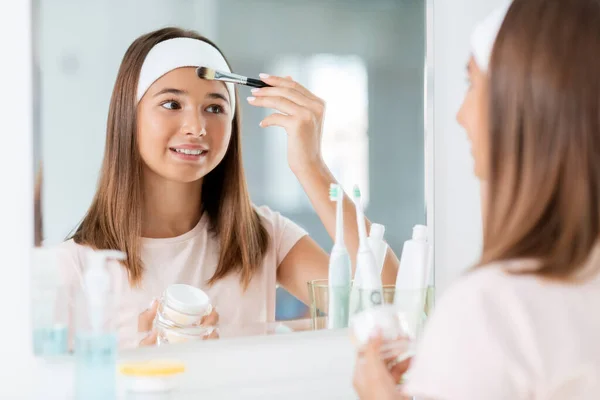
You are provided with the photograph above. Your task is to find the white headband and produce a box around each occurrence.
[136,37,236,116]
[470,2,512,72]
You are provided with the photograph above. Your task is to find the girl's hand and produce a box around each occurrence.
[138,301,221,345]
[138,298,159,346]
[247,74,326,175]
[353,333,412,400]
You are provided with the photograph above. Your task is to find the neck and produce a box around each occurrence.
[142,168,203,239]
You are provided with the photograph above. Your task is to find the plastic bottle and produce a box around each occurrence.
[75,249,125,400]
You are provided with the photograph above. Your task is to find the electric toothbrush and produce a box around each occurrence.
[350,185,384,314]
[327,184,352,329]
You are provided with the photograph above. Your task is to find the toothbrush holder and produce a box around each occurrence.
[306,279,435,333]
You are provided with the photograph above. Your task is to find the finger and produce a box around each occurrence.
[199,308,220,326]
[259,113,295,130]
[380,338,411,360]
[365,332,384,352]
[258,73,319,101]
[202,329,220,340]
[251,87,315,109]
[363,332,385,362]
[247,95,305,116]
[138,298,159,332]
[139,330,158,347]
[389,357,411,383]
[352,367,365,396]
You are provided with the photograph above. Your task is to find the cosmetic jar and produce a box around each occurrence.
[350,304,413,361]
[119,360,185,399]
[153,284,214,345]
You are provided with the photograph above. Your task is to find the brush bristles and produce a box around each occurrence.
[196,67,216,81]
[329,184,342,201]
[353,185,361,199]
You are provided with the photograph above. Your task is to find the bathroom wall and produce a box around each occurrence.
[432,0,508,294]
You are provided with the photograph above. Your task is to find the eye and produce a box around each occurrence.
[206,104,225,114]
[161,100,181,110]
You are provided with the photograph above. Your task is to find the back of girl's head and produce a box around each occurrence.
[73,27,268,288]
[481,0,600,280]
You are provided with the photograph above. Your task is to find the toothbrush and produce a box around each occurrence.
[327,184,352,329]
[350,185,384,314]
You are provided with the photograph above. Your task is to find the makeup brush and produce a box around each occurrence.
[196,67,271,88]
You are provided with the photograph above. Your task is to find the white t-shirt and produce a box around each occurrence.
[55,205,307,349]
[404,261,600,400]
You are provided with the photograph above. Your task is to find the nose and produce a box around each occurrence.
[182,110,207,137]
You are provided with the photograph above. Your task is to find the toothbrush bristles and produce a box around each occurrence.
[353,185,361,198]
[329,184,340,201]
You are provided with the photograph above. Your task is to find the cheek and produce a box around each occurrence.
[137,111,175,156]
[458,90,489,178]
[472,90,490,175]
[208,119,233,153]
[458,92,477,142]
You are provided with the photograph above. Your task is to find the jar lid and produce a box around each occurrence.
[164,284,210,315]
[118,360,185,377]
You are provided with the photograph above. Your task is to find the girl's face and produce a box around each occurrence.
[136,67,233,184]
[456,57,490,180]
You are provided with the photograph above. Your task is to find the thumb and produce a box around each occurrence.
[260,113,292,129]
[363,331,385,363]
[139,329,158,347]
[138,298,159,332]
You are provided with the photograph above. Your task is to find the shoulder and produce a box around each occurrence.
[413,261,543,371]
[55,239,91,262]
[413,261,545,369]
[253,205,285,224]
[253,205,307,236]
[433,262,535,324]
[440,260,543,313]
[253,204,279,222]
[253,205,308,261]
[442,263,511,300]
[404,262,537,398]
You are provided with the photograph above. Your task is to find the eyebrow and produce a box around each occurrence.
[154,88,187,97]
[154,88,229,104]
[206,92,229,103]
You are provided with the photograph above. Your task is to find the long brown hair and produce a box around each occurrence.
[479,0,600,280]
[72,27,269,288]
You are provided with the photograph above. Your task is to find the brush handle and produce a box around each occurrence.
[245,78,271,88]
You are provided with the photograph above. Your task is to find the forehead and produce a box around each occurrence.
[147,66,230,101]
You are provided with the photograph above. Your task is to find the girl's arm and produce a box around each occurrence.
[248,74,399,300]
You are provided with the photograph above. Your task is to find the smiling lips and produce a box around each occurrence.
[169,145,208,160]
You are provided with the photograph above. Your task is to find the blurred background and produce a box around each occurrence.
[33,0,426,320]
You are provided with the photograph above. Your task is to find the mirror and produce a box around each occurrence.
[32,0,430,355]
